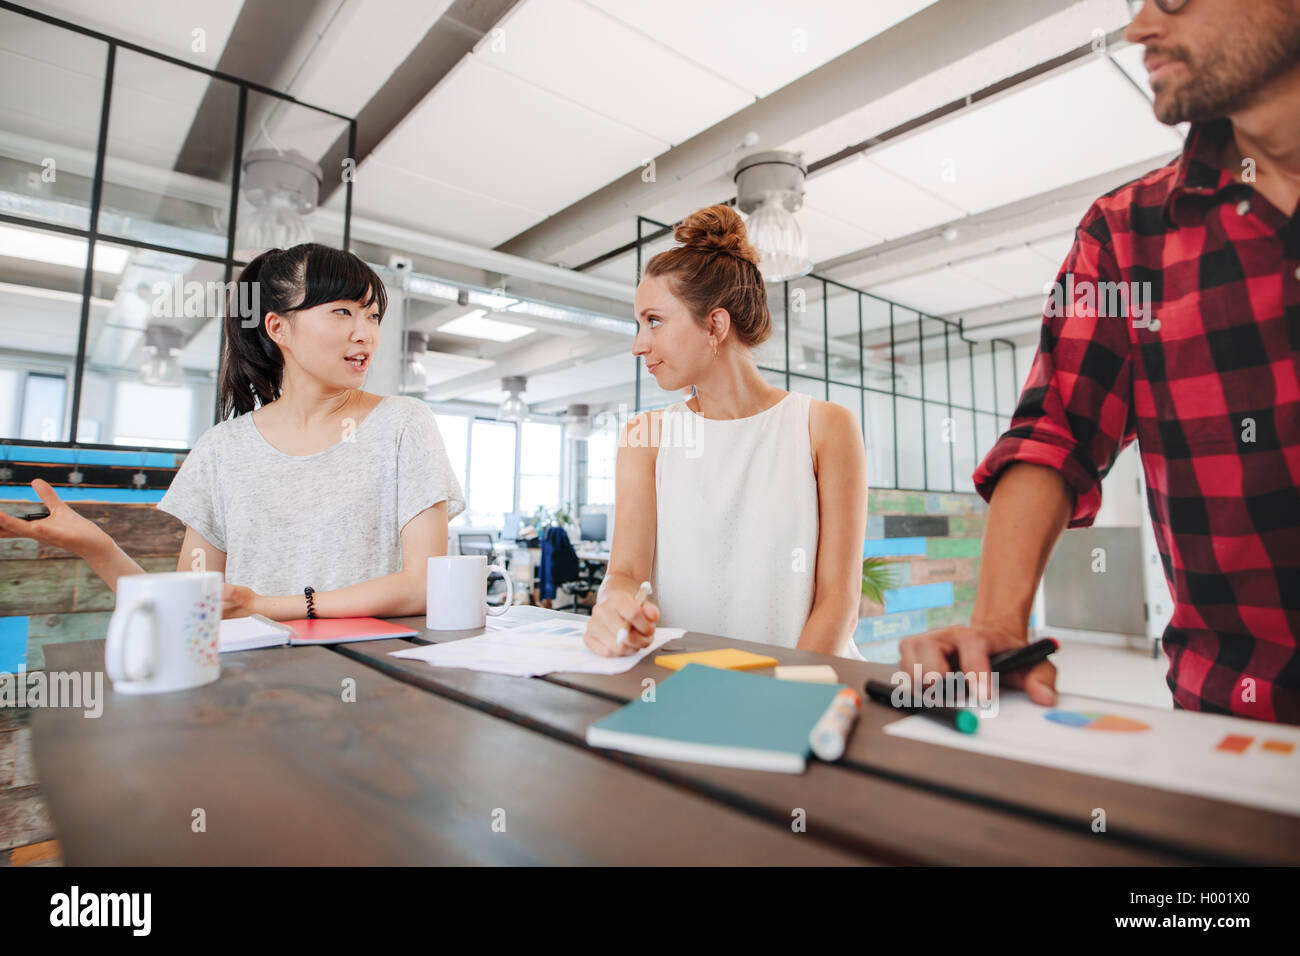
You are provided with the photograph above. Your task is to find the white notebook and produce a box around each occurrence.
[218,615,296,652]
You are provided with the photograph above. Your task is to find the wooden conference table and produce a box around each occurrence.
[32,619,1300,866]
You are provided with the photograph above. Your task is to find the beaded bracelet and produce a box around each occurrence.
[304,586,316,619]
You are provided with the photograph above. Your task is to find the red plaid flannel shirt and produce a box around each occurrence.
[973,118,1300,725]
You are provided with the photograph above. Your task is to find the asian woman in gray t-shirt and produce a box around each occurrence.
[0,244,465,620]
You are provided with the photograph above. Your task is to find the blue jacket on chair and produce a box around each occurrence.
[539,525,580,600]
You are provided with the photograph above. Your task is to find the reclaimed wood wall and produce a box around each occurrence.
[0,502,184,670]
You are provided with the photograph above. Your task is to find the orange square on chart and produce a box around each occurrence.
[1261,740,1295,755]
[1215,734,1253,753]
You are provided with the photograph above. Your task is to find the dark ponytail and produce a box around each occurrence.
[219,243,387,419]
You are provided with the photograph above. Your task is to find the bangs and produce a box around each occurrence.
[288,244,388,318]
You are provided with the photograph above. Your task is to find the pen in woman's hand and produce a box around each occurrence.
[617,580,653,649]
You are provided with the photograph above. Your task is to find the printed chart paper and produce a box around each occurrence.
[884,692,1300,816]
[391,618,685,677]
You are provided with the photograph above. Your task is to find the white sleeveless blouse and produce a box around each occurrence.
[650,390,863,658]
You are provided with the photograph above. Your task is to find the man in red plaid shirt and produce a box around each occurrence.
[901,0,1300,724]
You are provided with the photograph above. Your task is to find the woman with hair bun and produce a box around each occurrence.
[0,243,465,620]
[584,205,869,659]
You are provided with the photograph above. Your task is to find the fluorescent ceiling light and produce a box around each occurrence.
[0,224,129,273]
[405,276,461,301]
[467,290,519,309]
[438,309,535,343]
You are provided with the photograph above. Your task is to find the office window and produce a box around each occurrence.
[466,419,515,527]
[0,9,107,231]
[97,50,237,257]
[828,383,862,439]
[20,373,66,442]
[789,374,826,401]
[112,381,192,448]
[434,413,469,518]
[896,397,925,490]
[972,342,996,412]
[586,422,617,506]
[952,408,977,493]
[865,390,895,490]
[894,308,923,399]
[976,412,1000,467]
[0,4,357,455]
[0,368,16,436]
[519,421,562,514]
[924,400,954,492]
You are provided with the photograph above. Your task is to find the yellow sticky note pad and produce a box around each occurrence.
[655,648,779,671]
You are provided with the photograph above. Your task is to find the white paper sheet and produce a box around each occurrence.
[390,618,685,677]
[482,604,577,632]
[883,692,1300,816]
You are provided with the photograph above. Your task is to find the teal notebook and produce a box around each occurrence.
[586,663,845,773]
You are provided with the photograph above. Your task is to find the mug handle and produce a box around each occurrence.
[105,599,158,683]
[485,563,513,617]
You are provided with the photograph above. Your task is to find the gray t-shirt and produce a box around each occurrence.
[158,395,465,595]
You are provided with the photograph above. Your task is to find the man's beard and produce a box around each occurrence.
[1152,13,1300,124]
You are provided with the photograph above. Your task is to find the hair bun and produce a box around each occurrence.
[674,205,760,266]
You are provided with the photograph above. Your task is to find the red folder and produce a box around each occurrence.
[281,617,420,644]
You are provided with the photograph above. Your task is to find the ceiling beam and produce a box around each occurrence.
[317,0,521,206]
[173,0,340,180]
[496,0,1079,263]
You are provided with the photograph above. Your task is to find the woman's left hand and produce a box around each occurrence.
[222,582,263,619]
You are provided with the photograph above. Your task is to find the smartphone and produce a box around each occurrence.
[20,508,50,521]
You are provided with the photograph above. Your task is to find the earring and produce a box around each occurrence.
[710,336,717,359]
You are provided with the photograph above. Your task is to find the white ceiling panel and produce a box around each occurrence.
[0,41,105,164]
[1028,232,1077,271]
[374,55,667,218]
[589,0,936,98]
[780,0,1134,164]
[290,0,454,117]
[805,155,965,242]
[951,245,1063,299]
[866,57,1183,215]
[798,204,883,263]
[585,230,675,286]
[547,219,640,270]
[104,48,217,172]
[17,0,242,70]
[350,157,543,248]
[460,350,637,405]
[1110,42,1150,96]
[863,266,1010,317]
[477,0,752,145]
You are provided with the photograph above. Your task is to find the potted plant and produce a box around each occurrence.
[861,557,898,606]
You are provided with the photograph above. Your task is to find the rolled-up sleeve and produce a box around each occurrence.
[157,429,227,550]
[972,214,1137,528]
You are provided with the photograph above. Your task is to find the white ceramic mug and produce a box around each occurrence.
[427,555,513,630]
[105,571,223,694]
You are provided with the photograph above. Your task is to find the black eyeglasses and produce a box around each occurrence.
[1127,0,1192,16]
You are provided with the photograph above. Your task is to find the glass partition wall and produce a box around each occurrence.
[0,5,354,451]
[622,216,1020,493]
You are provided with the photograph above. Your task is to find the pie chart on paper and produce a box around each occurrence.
[1044,709,1151,732]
